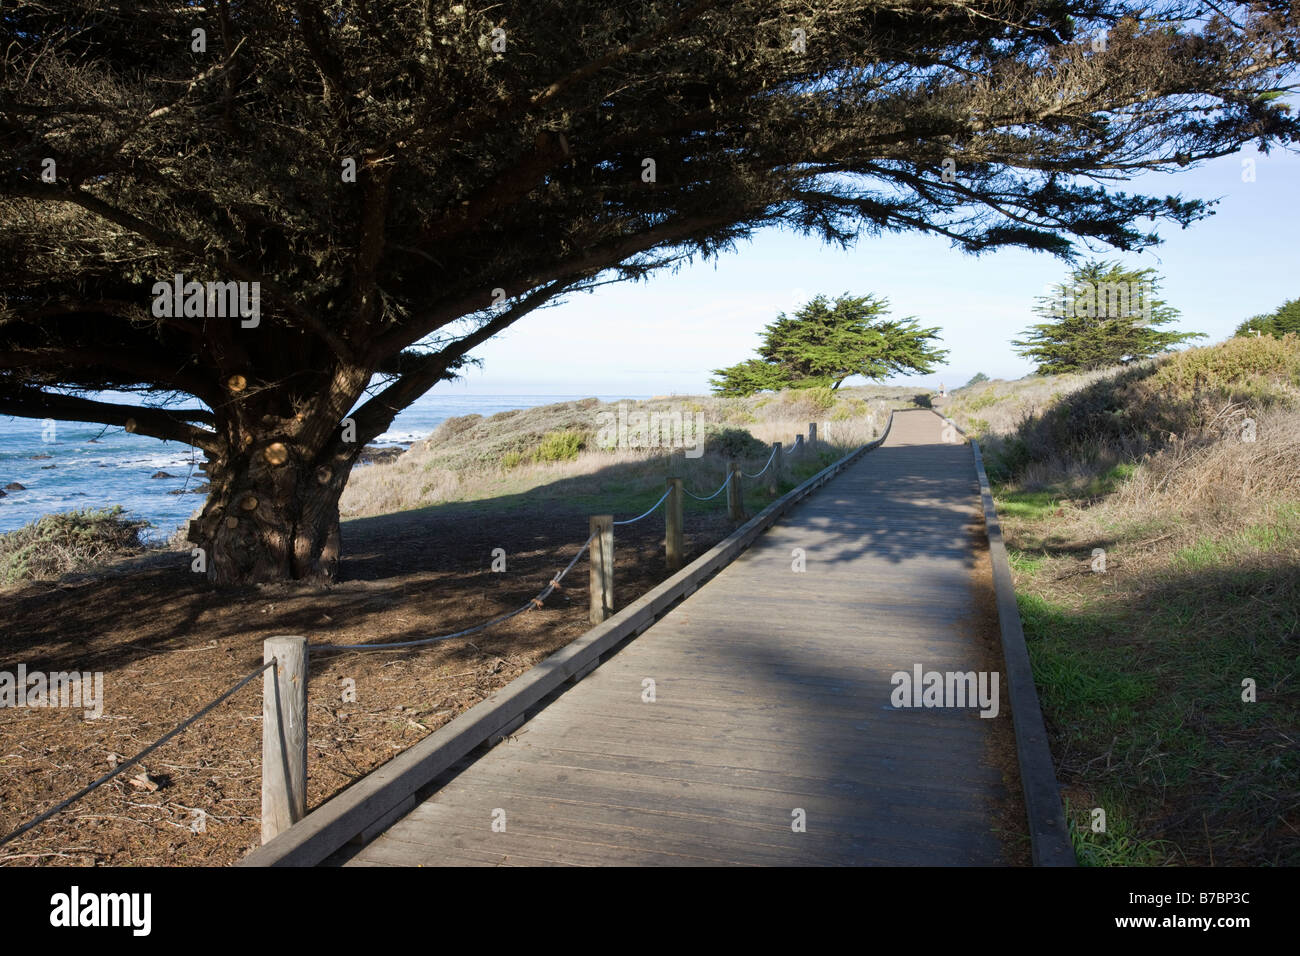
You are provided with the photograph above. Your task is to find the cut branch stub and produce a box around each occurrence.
[264,442,289,466]
[240,495,259,511]
[315,466,331,484]
[124,417,137,433]
[227,375,247,392]
[225,516,239,529]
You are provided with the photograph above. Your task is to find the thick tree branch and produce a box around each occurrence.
[0,388,219,451]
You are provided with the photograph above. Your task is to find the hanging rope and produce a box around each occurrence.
[742,445,779,479]
[613,487,672,526]
[682,471,732,501]
[314,530,599,653]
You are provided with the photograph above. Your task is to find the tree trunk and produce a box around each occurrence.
[188,435,355,586]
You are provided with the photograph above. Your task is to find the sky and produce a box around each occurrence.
[439,141,1300,398]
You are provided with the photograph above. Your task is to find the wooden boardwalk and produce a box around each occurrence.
[334,409,1017,866]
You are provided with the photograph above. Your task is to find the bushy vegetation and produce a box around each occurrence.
[0,507,148,586]
[1235,297,1300,339]
[341,385,919,517]
[982,334,1299,482]
[702,426,770,459]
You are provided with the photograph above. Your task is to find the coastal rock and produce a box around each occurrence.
[151,471,176,479]
[30,454,52,460]
[4,482,25,491]
[356,444,408,466]
[40,464,56,469]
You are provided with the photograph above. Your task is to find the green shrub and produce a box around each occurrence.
[0,507,149,586]
[803,386,837,413]
[533,429,586,462]
[831,397,868,421]
[703,425,768,459]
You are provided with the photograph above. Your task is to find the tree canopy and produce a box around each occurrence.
[1012,260,1205,373]
[1236,298,1300,338]
[711,293,947,395]
[2,1,1297,582]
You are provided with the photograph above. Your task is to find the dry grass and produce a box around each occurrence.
[342,389,909,520]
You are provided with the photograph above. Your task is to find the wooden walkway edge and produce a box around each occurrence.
[947,411,1075,866]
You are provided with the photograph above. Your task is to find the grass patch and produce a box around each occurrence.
[0,507,149,586]
[1007,499,1300,865]
[1066,797,1179,866]
[994,488,1061,520]
[1173,503,1300,571]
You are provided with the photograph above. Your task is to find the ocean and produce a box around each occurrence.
[0,392,641,542]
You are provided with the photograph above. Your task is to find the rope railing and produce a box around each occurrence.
[683,470,732,501]
[742,445,780,479]
[314,529,599,653]
[612,487,672,526]
[0,661,275,850]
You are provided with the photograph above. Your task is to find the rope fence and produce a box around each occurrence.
[314,529,599,653]
[742,445,780,479]
[3,418,846,851]
[0,661,275,850]
[612,487,672,526]
[682,471,732,501]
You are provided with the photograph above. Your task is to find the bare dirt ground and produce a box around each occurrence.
[0,503,736,866]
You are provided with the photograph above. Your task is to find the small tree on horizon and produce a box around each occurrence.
[1012,261,1204,374]
[710,294,947,396]
[1235,299,1300,338]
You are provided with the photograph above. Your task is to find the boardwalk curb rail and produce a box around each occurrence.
[932,410,1076,866]
[237,412,896,866]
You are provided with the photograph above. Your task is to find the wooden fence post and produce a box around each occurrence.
[808,422,817,446]
[665,478,684,573]
[768,442,782,496]
[262,635,308,844]
[727,462,744,522]
[589,515,614,624]
[791,434,803,457]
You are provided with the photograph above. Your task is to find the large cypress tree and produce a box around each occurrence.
[2,2,1297,583]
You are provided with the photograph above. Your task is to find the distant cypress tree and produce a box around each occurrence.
[1013,261,1204,374]
[1235,299,1300,338]
[711,294,947,395]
